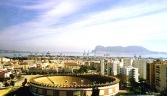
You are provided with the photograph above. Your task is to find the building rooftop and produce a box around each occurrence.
[64,62,79,66]
[30,74,119,88]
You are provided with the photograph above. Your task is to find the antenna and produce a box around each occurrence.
[87,50,89,56]
[46,51,50,57]
[134,54,137,58]
[13,52,17,57]
[94,51,96,57]
[42,52,45,57]
[18,52,22,57]
[83,50,85,56]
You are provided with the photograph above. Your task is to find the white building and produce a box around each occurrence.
[101,59,104,75]
[106,60,113,76]
[107,59,121,76]
[120,66,139,83]
[0,57,10,64]
[0,70,12,78]
[100,58,121,76]
[132,58,147,79]
[122,58,133,67]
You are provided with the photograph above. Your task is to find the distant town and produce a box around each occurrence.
[0,50,167,96]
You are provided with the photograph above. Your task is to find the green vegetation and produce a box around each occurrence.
[78,65,89,73]
[156,59,161,62]
[160,88,167,96]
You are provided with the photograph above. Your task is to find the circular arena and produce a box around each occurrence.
[29,74,120,96]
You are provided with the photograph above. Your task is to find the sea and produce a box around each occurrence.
[0,52,167,59]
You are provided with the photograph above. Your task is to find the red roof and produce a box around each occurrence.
[20,62,28,65]
[0,71,7,78]
[64,62,78,66]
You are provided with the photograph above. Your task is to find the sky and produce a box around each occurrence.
[0,0,167,52]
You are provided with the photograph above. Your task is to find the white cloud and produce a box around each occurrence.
[0,0,167,52]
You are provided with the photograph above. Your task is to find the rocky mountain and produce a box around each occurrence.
[92,45,153,53]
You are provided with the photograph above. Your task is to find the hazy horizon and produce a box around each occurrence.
[0,45,167,53]
[1,0,167,52]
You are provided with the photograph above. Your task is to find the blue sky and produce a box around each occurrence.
[0,0,167,52]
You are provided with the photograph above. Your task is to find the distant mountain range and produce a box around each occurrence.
[91,45,167,54]
[0,46,167,55]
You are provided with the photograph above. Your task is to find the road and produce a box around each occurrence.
[15,75,39,86]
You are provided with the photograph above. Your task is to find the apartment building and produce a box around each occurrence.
[107,59,121,76]
[101,59,104,75]
[122,58,133,67]
[146,60,167,91]
[132,58,147,79]
[146,61,155,89]
[155,62,167,91]
[120,66,139,84]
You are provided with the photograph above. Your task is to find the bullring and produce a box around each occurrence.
[30,74,120,96]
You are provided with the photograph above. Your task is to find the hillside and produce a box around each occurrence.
[91,45,151,53]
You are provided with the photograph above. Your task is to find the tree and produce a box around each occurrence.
[156,59,160,62]
[78,65,89,73]
[4,81,10,87]
[10,81,15,86]
[10,74,15,79]
[91,87,100,96]
[160,88,167,96]
[24,78,27,83]
[22,78,27,86]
